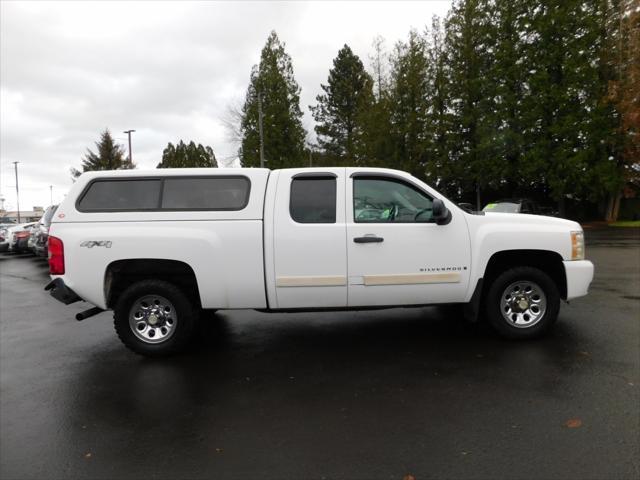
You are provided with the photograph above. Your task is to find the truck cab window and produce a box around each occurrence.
[353,177,433,223]
[290,177,336,224]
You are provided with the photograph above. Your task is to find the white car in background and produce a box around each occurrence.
[0,226,10,252]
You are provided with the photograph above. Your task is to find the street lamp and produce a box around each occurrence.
[13,162,20,223]
[123,129,135,165]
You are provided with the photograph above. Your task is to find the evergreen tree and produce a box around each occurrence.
[424,17,456,195]
[444,0,493,207]
[617,0,640,172]
[239,31,306,168]
[157,141,217,168]
[601,0,639,219]
[72,129,134,178]
[388,29,430,178]
[370,35,389,102]
[310,44,374,165]
[361,36,394,167]
[518,1,620,215]
[482,0,527,196]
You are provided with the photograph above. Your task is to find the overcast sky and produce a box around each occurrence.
[1,0,451,212]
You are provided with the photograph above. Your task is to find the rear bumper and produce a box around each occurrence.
[563,260,594,300]
[44,278,81,305]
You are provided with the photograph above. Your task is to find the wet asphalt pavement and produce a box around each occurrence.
[0,228,638,480]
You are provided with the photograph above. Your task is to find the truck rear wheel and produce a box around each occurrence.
[485,266,560,339]
[114,280,197,356]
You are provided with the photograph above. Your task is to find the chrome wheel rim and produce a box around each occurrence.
[500,281,547,328]
[128,295,177,344]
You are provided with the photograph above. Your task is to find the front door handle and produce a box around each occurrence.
[354,235,384,243]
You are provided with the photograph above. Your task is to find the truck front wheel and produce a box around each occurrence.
[485,266,560,339]
[114,280,197,356]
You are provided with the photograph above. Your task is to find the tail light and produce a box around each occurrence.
[48,236,65,275]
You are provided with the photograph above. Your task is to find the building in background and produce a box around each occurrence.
[1,206,45,224]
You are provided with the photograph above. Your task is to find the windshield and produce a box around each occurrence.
[483,202,520,213]
[42,205,58,226]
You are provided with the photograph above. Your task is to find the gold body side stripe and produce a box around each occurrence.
[362,272,461,286]
[276,273,460,287]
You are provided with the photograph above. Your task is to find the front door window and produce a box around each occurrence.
[353,177,434,223]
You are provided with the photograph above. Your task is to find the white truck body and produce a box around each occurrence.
[46,167,594,354]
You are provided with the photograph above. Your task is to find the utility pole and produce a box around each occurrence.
[49,185,53,205]
[123,129,135,166]
[13,162,21,223]
[257,92,265,168]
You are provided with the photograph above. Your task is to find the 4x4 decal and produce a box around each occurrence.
[80,241,112,248]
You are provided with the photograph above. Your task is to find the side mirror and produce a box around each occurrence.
[432,199,452,225]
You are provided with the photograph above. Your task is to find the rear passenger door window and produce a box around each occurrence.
[290,176,337,223]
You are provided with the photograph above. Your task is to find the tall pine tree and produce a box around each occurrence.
[361,36,394,167]
[310,44,374,165]
[72,129,134,178]
[445,0,493,208]
[239,31,306,168]
[424,17,456,195]
[518,1,618,214]
[482,0,528,196]
[388,29,430,178]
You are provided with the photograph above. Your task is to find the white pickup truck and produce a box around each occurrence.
[45,167,594,356]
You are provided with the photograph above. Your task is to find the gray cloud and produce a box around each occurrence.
[0,0,450,211]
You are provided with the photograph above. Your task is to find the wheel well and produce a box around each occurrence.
[483,250,567,299]
[105,259,200,309]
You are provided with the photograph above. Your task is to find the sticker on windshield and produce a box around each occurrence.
[484,203,497,209]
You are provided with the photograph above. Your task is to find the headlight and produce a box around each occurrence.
[571,231,585,260]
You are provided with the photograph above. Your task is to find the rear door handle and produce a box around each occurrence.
[353,235,384,243]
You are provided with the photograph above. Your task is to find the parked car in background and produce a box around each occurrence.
[28,229,38,253]
[33,205,58,257]
[7,222,37,253]
[0,227,9,253]
[483,199,556,216]
[457,202,476,213]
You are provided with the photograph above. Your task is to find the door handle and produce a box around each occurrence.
[354,235,384,243]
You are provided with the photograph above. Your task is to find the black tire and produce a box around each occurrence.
[485,266,560,339]
[114,280,198,356]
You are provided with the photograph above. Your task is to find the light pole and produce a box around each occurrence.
[49,185,53,205]
[13,161,20,223]
[123,129,135,165]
